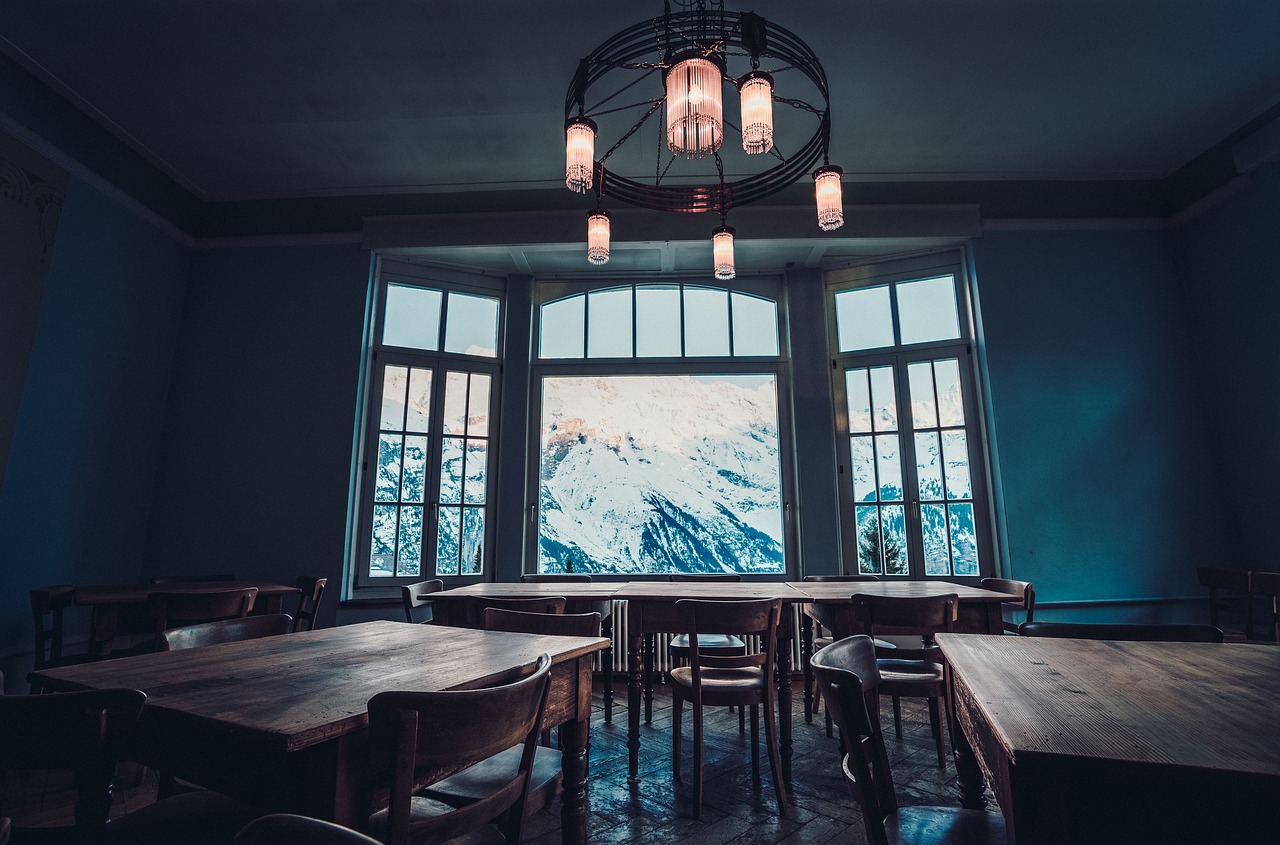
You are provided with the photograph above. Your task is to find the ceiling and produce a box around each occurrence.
[2,0,1279,248]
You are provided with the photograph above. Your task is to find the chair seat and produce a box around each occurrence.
[668,633,746,655]
[421,745,562,812]
[106,789,266,845]
[877,659,945,684]
[887,805,1007,844]
[367,798,505,845]
[668,666,764,695]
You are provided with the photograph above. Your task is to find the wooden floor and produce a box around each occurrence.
[2,681,998,844]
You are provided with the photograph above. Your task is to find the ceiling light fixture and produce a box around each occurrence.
[564,0,843,271]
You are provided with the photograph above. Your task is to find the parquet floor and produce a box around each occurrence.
[2,681,999,844]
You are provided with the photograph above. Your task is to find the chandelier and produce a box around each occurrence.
[563,0,844,278]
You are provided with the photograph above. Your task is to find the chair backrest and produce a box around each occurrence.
[160,614,294,651]
[520,573,593,583]
[149,588,257,650]
[367,654,552,845]
[669,573,742,582]
[482,608,602,638]
[1196,566,1250,632]
[1247,570,1280,642]
[1017,621,1225,643]
[803,575,880,582]
[850,592,958,654]
[0,688,146,841]
[465,595,567,625]
[149,573,237,584]
[29,585,76,672]
[400,579,444,624]
[675,598,781,680]
[810,635,896,845]
[293,575,327,632]
[234,814,382,845]
[979,577,1036,633]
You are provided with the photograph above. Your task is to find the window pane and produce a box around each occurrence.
[855,506,881,575]
[540,296,585,359]
[436,506,460,575]
[383,284,442,351]
[442,371,468,436]
[875,434,903,502]
[401,435,428,503]
[935,359,965,427]
[405,368,433,433]
[443,292,499,357]
[370,505,397,577]
[683,288,730,357]
[898,276,960,345]
[440,436,463,504]
[380,366,407,431]
[869,366,897,432]
[539,374,784,575]
[636,285,681,357]
[921,503,950,576]
[908,361,938,429]
[588,288,633,358]
[850,436,876,503]
[881,505,909,575]
[467,374,491,437]
[461,507,485,574]
[942,431,972,499]
[397,506,422,577]
[949,503,979,576]
[846,369,871,434]
[730,292,779,356]
[464,441,487,504]
[915,432,943,500]
[834,286,893,351]
[376,435,402,502]
[856,506,907,575]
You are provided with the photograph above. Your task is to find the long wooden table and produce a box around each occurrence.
[73,580,300,659]
[30,620,608,845]
[937,633,1280,845]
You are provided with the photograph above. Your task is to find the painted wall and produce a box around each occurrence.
[970,229,1223,617]
[0,177,190,690]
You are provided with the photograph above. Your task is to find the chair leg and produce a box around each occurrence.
[602,615,614,724]
[692,697,704,819]
[824,704,834,738]
[672,694,683,782]
[892,695,903,738]
[750,703,760,779]
[927,696,946,769]
[739,704,746,734]
[762,694,787,816]
[644,634,655,724]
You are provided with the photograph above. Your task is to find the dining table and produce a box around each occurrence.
[29,620,609,845]
[937,633,1280,845]
[73,579,301,659]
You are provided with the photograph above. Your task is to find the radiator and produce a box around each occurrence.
[604,599,805,674]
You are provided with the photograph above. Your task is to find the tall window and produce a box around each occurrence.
[353,267,502,590]
[829,255,992,579]
[532,280,790,576]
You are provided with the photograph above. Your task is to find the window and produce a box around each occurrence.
[352,266,501,591]
[532,280,790,576]
[829,256,992,579]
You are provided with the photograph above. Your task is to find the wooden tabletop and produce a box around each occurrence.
[787,580,1018,603]
[74,580,300,605]
[429,582,621,601]
[431,579,1016,603]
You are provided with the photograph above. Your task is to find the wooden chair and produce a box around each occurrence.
[519,574,615,722]
[148,588,257,651]
[978,577,1035,634]
[812,635,1006,845]
[1196,566,1250,639]
[851,592,958,768]
[1246,570,1280,642]
[293,575,327,632]
[365,654,552,845]
[800,575,879,722]
[668,598,786,819]
[1017,621,1225,643]
[149,573,237,584]
[30,584,90,693]
[160,614,294,651]
[421,609,602,816]
[234,814,383,845]
[659,574,748,730]
[464,595,567,627]
[0,688,147,844]
[401,579,444,624]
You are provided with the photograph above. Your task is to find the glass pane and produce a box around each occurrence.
[942,431,972,499]
[588,288,633,358]
[908,361,938,430]
[379,366,407,431]
[915,432,943,501]
[880,505,909,575]
[845,369,871,434]
[467,374,491,437]
[935,359,966,427]
[730,292,779,356]
[405,368,433,433]
[539,374,784,574]
[683,288,730,357]
[464,441,487,504]
[540,296,585,359]
[443,292,499,357]
[869,366,898,432]
[851,436,877,503]
[397,505,422,577]
[898,276,960,345]
[383,284,442,351]
[370,505,397,577]
[636,285,682,357]
[461,507,485,574]
[834,286,893,351]
[855,506,881,575]
[436,506,461,576]
[439,436,463,504]
[875,434,903,502]
[375,435,402,502]
[949,503,979,576]
[921,503,950,576]
[401,435,428,503]
[442,371,468,436]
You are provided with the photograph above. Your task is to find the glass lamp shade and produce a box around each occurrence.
[565,118,597,193]
[739,72,774,155]
[712,226,736,280]
[814,164,845,231]
[666,56,724,159]
[587,210,611,265]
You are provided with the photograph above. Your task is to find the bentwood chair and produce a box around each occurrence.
[1246,570,1280,642]
[159,614,294,651]
[519,574,616,721]
[660,574,749,730]
[293,575,327,632]
[851,592,958,768]
[148,588,257,652]
[978,577,1036,633]
[29,585,91,693]
[463,595,567,627]
[1196,566,1250,639]
[1017,621,1225,643]
[668,598,786,819]
[401,579,444,624]
[800,575,879,723]
[365,654,552,845]
[812,636,1006,845]
[235,815,383,845]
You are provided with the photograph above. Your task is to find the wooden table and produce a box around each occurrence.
[937,633,1280,845]
[30,620,608,845]
[74,580,300,659]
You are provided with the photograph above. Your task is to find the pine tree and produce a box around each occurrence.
[858,514,903,574]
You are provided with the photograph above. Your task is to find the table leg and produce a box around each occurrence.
[800,611,815,723]
[88,605,119,660]
[947,665,987,810]
[643,633,655,724]
[627,623,642,784]
[559,713,591,845]
[776,614,793,785]
[602,614,614,724]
